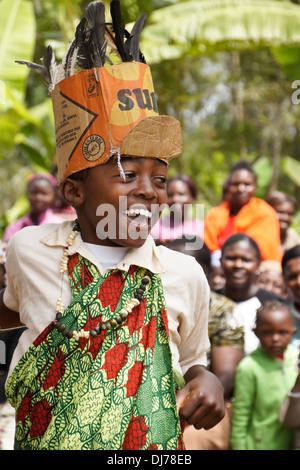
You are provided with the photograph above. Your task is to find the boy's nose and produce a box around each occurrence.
[135,177,156,199]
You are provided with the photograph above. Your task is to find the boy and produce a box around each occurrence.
[0,1,224,450]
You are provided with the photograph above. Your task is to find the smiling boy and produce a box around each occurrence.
[0,1,224,450]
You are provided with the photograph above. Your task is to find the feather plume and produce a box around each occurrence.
[15,48,53,85]
[15,1,147,91]
[63,39,78,78]
[110,0,127,61]
[86,1,107,67]
[126,13,147,62]
[74,18,91,70]
[15,59,50,82]
[42,46,59,90]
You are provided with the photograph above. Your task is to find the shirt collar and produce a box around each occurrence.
[41,220,166,275]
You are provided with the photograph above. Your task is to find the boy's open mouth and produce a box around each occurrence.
[122,206,153,232]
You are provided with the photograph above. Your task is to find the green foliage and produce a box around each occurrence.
[141,0,300,63]
[0,0,35,93]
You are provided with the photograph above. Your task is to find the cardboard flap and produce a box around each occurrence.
[120,116,182,159]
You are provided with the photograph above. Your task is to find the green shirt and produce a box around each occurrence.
[231,344,299,450]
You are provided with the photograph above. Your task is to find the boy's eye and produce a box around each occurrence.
[124,172,135,180]
[154,176,167,184]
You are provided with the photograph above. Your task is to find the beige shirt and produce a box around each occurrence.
[4,221,210,377]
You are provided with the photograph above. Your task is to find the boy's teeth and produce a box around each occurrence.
[125,208,152,218]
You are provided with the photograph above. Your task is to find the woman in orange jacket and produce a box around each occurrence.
[204,160,282,263]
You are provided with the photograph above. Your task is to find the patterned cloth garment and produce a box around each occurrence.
[6,254,184,450]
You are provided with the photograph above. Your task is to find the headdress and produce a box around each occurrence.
[17,1,182,181]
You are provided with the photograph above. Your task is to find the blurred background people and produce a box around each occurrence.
[267,191,300,254]
[256,260,288,299]
[231,301,298,450]
[51,164,76,221]
[219,233,284,356]
[207,265,226,292]
[204,160,282,265]
[4,173,62,243]
[151,174,203,245]
[282,245,300,346]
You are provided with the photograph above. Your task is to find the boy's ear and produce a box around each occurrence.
[60,178,85,208]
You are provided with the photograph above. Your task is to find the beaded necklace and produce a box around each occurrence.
[52,220,153,340]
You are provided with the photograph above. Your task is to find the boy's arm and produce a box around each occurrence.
[176,365,225,430]
[0,289,23,330]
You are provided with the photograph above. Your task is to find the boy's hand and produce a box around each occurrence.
[177,366,225,430]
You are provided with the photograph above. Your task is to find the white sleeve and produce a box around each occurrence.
[176,261,210,375]
[160,249,210,377]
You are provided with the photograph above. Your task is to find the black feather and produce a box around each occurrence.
[128,13,146,62]
[64,39,77,77]
[15,60,50,83]
[110,0,127,61]
[41,45,54,83]
[75,18,91,69]
[86,1,107,67]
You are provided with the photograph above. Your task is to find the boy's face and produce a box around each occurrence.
[73,157,168,248]
[254,309,296,358]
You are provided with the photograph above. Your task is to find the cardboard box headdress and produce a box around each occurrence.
[17,1,182,182]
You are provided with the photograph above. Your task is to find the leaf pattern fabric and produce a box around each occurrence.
[6,254,184,450]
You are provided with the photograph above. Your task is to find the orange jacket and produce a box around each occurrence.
[204,197,282,261]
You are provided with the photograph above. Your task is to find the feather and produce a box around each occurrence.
[16,1,148,90]
[105,25,122,63]
[86,1,107,67]
[110,0,127,61]
[127,13,147,62]
[64,39,78,78]
[41,45,54,80]
[75,18,91,70]
[15,60,50,83]
[42,45,58,88]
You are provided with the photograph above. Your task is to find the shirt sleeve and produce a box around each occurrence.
[159,248,211,377]
[176,258,211,376]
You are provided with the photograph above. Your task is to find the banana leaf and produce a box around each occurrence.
[0,0,36,95]
[141,0,300,63]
